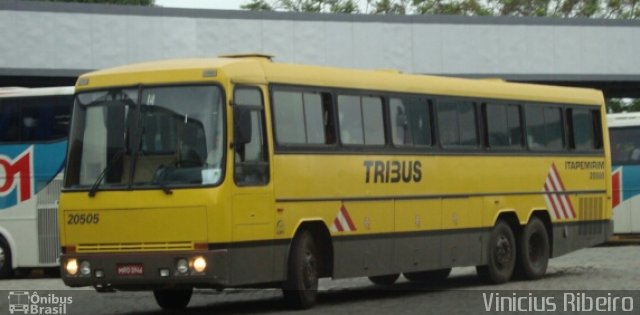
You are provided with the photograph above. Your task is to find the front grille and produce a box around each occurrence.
[37,208,60,264]
[36,179,62,207]
[36,178,63,264]
[76,241,194,253]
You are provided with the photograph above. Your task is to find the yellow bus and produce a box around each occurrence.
[59,55,612,310]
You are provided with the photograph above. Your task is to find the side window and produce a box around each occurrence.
[338,95,363,145]
[526,106,564,150]
[436,99,477,148]
[0,100,20,142]
[272,89,335,145]
[485,103,523,149]
[0,95,71,143]
[610,127,640,164]
[273,91,305,144]
[338,95,384,145]
[390,96,432,147]
[233,87,269,186]
[569,108,603,151]
[21,96,72,142]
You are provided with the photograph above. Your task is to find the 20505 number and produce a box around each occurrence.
[67,213,100,225]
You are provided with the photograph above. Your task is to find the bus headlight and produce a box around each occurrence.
[176,258,189,274]
[79,261,91,276]
[192,256,207,273]
[65,259,78,276]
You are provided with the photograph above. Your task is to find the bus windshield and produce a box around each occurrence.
[65,85,225,191]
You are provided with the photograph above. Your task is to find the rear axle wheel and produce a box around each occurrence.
[477,220,516,284]
[518,217,550,280]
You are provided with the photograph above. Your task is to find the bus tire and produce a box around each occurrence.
[368,273,400,286]
[404,268,451,283]
[0,237,13,278]
[152,288,192,310]
[518,217,549,280]
[477,220,516,284]
[282,230,319,309]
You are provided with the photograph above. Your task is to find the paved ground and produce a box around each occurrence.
[1,245,639,314]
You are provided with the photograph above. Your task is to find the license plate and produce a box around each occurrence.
[117,264,144,276]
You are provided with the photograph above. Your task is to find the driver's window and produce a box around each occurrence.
[234,86,269,186]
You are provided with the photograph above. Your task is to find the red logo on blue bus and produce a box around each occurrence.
[612,167,622,208]
[0,147,33,205]
[0,140,67,210]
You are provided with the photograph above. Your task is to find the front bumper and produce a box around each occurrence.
[61,249,229,290]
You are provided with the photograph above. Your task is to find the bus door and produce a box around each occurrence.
[230,85,275,284]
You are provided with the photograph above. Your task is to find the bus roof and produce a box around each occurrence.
[607,112,640,128]
[77,56,604,106]
[0,86,74,98]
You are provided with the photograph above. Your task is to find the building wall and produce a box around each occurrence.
[1,1,640,80]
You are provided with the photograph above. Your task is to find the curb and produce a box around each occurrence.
[602,235,640,246]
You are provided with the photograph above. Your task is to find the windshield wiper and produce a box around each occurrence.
[152,165,173,195]
[88,149,126,197]
[157,181,173,195]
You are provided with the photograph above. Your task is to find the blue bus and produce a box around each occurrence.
[0,86,73,277]
[608,112,640,234]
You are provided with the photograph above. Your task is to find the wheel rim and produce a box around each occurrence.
[302,249,317,289]
[494,234,513,268]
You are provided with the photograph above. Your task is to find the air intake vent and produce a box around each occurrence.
[38,208,60,264]
[37,179,62,264]
[37,179,62,207]
[77,242,194,253]
[578,196,604,235]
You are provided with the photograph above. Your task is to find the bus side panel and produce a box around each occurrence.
[0,200,39,268]
[551,193,611,257]
[612,165,640,234]
[551,220,613,258]
[332,236,395,278]
[327,200,395,278]
[227,245,276,286]
[393,199,442,273]
[440,197,484,268]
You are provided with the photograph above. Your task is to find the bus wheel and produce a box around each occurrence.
[368,273,400,286]
[477,220,516,284]
[282,230,319,309]
[0,238,13,278]
[404,268,451,283]
[518,217,549,280]
[153,288,192,310]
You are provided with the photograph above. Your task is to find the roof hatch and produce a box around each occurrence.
[219,53,273,61]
